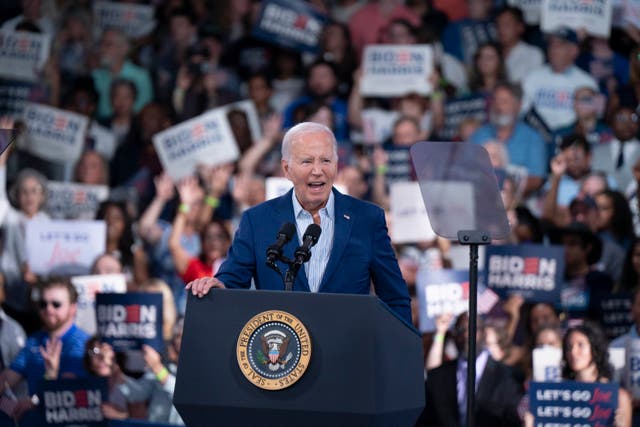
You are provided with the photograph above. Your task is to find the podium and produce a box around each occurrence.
[173,289,425,427]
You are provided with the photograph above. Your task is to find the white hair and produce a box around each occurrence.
[281,122,338,162]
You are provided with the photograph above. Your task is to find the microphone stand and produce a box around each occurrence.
[266,252,299,292]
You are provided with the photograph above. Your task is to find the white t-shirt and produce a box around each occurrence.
[521,65,598,130]
[505,41,544,83]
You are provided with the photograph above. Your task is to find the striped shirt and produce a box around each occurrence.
[292,191,335,293]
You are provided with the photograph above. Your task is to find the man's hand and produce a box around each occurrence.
[40,338,62,380]
[185,277,226,297]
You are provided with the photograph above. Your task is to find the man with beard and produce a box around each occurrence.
[0,277,90,421]
[469,82,547,196]
[283,60,349,141]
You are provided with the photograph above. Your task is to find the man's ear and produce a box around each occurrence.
[282,159,290,179]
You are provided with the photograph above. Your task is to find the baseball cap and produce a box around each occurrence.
[546,27,579,45]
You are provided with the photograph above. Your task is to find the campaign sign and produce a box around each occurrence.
[0,80,38,117]
[218,100,263,142]
[541,0,613,38]
[623,0,640,29]
[25,220,106,276]
[440,95,487,141]
[626,338,640,399]
[153,107,239,181]
[20,103,88,163]
[46,181,109,220]
[252,0,327,53]
[595,292,634,341]
[95,293,163,352]
[265,177,293,200]
[485,244,564,303]
[533,347,563,382]
[508,0,543,24]
[389,181,436,244]
[415,269,469,333]
[93,1,156,39]
[71,274,127,335]
[39,377,108,427]
[529,381,618,425]
[360,45,433,97]
[110,421,175,427]
[0,30,50,83]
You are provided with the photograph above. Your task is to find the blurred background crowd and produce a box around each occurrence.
[1,0,640,425]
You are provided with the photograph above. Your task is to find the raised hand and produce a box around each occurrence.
[154,172,175,202]
[550,153,567,177]
[176,175,203,205]
[40,338,62,380]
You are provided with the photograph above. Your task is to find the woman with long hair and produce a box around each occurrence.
[562,323,632,427]
[468,42,508,96]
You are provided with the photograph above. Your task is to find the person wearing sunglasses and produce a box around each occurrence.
[0,277,90,423]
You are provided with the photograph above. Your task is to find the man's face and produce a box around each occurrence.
[282,131,337,212]
[392,120,420,146]
[99,31,126,66]
[547,37,577,72]
[39,286,75,332]
[563,146,591,179]
[496,12,522,46]
[562,234,588,268]
[170,16,194,45]
[386,22,415,44]
[308,64,337,98]
[491,87,520,119]
[612,108,639,142]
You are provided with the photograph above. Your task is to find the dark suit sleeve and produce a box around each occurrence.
[215,210,257,289]
[369,206,412,324]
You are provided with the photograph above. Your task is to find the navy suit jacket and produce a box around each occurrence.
[215,188,412,323]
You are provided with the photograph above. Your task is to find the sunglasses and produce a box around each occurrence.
[39,300,62,310]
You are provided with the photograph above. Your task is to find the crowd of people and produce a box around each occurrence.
[0,0,640,425]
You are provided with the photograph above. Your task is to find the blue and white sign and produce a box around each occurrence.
[360,45,433,97]
[0,30,50,83]
[96,293,164,353]
[530,381,618,425]
[596,293,634,341]
[40,378,108,427]
[252,0,327,53]
[71,274,127,335]
[153,107,239,181]
[508,0,543,24]
[485,244,564,303]
[440,95,488,141]
[46,181,109,220]
[93,1,156,39]
[19,103,88,163]
[416,269,469,333]
[541,0,613,37]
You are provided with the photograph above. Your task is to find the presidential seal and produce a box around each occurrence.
[236,310,311,390]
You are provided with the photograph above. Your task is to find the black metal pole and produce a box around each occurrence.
[466,243,479,427]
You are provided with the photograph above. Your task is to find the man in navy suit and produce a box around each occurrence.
[187,122,411,323]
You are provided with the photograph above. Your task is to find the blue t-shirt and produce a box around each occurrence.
[10,324,90,394]
[469,121,547,178]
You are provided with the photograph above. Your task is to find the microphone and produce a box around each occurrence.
[266,223,296,264]
[293,224,322,265]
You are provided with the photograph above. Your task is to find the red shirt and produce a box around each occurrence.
[181,258,224,284]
